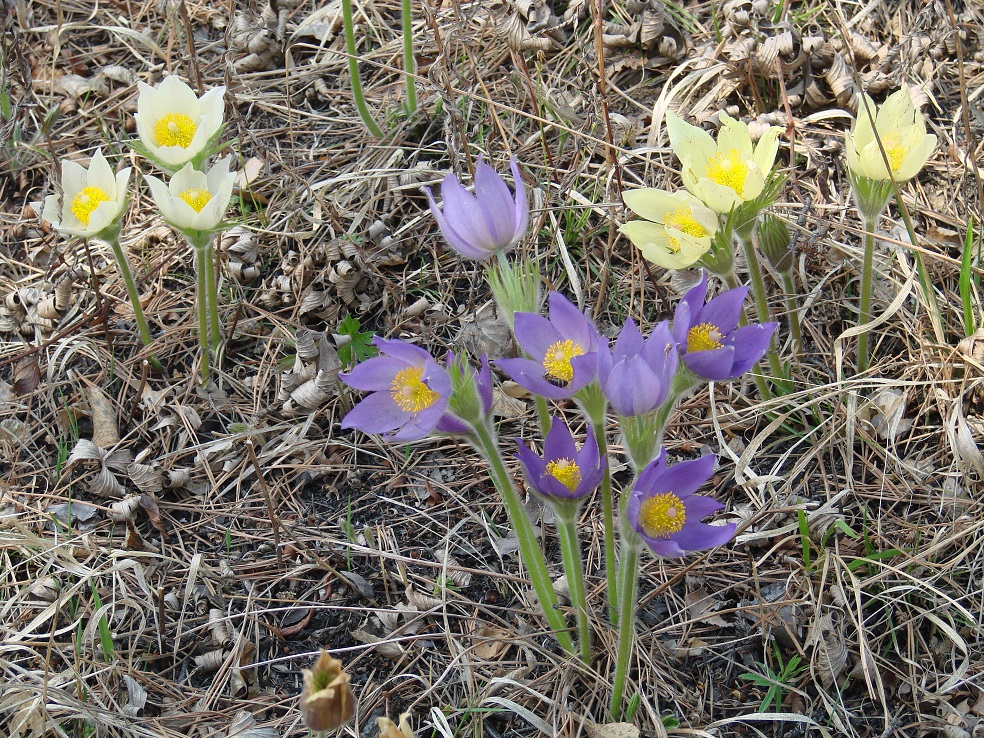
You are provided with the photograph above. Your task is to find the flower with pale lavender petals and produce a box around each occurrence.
[341,338,451,442]
[672,271,776,381]
[597,319,677,417]
[425,157,529,260]
[438,353,492,434]
[516,417,606,501]
[497,292,600,399]
[626,448,736,557]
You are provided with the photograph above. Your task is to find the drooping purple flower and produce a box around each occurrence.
[425,157,529,260]
[626,448,736,557]
[672,271,777,381]
[597,319,678,416]
[516,417,606,501]
[496,291,601,399]
[340,338,451,442]
[436,353,493,434]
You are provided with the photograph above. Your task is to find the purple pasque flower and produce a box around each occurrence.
[672,271,777,381]
[425,157,529,260]
[516,417,606,501]
[597,319,678,416]
[496,291,600,399]
[626,448,736,557]
[436,353,493,434]
[340,338,451,442]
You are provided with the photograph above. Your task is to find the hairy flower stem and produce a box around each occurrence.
[593,423,617,619]
[738,228,785,381]
[103,235,156,359]
[341,0,384,138]
[471,421,576,655]
[609,525,641,720]
[856,219,877,374]
[400,0,416,114]
[194,246,211,381]
[554,501,591,664]
[189,232,222,354]
[724,271,773,401]
[781,271,803,355]
[535,396,552,438]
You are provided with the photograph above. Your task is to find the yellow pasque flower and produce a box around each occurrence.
[846,89,937,182]
[135,76,225,170]
[619,189,718,269]
[36,148,131,239]
[144,158,236,234]
[666,111,781,213]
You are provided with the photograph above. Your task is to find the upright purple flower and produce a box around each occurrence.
[672,271,776,381]
[425,157,529,260]
[436,353,493,434]
[626,449,736,557]
[340,338,451,442]
[497,292,600,399]
[597,319,678,416]
[516,418,606,501]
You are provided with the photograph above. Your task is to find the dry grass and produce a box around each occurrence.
[2,0,984,736]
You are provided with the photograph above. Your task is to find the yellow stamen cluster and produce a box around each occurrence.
[881,132,906,173]
[179,188,213,213]
[664,207,709,238]
[639,492,685,538]
[542,339,584,384]
[546,458,582,493]
[687,323,724,353]
[390,366,439,413]
[706,149,749,195]
[70,186,111,226]
[153,112,197,149]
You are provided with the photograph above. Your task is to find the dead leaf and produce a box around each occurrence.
[583,721,640,738]
[139,494,169,539]
[472,625,511,660]
[280,608,314,637]
[12,356,40,396]
[87,385,120,448]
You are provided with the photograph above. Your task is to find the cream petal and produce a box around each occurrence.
[61,160,88,199]
[859,143,892,180]
[740,165,765,201]
[666,111,716,172]
[693,178,743,213]
[197,87,226,130]
[87,150,117,197]
[716,114,754,158]
[157,75,201,117]
[171,162,209,194]
[875,89,914,135]
[145,173,175,216]
[752,126,782,173]
[87,200,119,235]
[40,194,62,226]
[845,132,863,175]
[894,134,936,181]
[115,168,132,204]
[853,95,877,148]
[693,203,720,235]
[623,188,679,222]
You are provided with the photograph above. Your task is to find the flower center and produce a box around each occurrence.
[881,132,906,173]
[542,339,584,384]
[545,458,582,493]
[687,323,724,353]
[390,366,440,413]
[639,492,686,538]
[153,112,197,148]
[706,149,749,196]
[664,207,709,238]
[70,186,111,226]
[179,188,212,213]
[664,234,681,254]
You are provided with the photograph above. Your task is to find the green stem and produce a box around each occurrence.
[724,268,774,401]
[194,246,210,382]
[592,422,617,620]
[199,239,222,350]
[472,421,576,655]
[739,228,785,381]
[781,271,802,356]
[103,236,155,353]
[400,0,416,114]
[342,0,384,138]
[554,501,591,664]
[609,525,641,720]
[857,220,876,374]
[535,395,552,438]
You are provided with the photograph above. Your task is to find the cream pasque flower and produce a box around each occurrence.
[846,89,937,182]
[619,189,719,269]
[666,111,781,213]
[144,157,236,234]
[36,148,131,238]
[135,76,225,170]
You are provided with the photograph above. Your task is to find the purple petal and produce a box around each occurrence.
[340,356,405,391]
[543,418,577,461]
[695,286,748,335]
[672,299,695,346]
[727,323,777,375]
[474,159,519,248]
[679,272,709,324]
[684,347,737,381]
[509,157,529,241]
[639,534,686,557]
[438,174,496,255]
[670,521,736,552]
[569,353,599,390]
[428,187,492,259]
[341,391,407,434]
[606,356,662,416]
[612,318,645,359]
[548,292,598,351]
[633,448,669,496]
[540,476,583,500]
[375,338,433,365]
[649,454,716,499]
[436,413,470,434]
[512,312,562,359]
[683,494,726,520]
[516,441,548,484]
[596,338,613,387]
[495,357,573,399]
[386,400,447,441]
[476,354,493,414]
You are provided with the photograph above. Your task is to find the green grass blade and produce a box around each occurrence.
[960,217,975,336]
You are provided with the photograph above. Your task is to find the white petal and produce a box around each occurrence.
[717,114,754,159]
[61,160,87,199]
[87,149,117,197]
[666,111,716,173]
[623,188,680,222]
